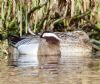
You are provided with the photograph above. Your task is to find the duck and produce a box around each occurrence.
[8,31,92,67]
[8,35,40,55]
[38,32,61,56]
[54,31,92,54]
[8,33,61,67]
[8,31,92,55]
[38,32,61,65]
[8,34,41,67]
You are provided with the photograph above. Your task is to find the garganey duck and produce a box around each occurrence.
[38,32,61,65]
[8,31,92,67]
[54,31,92,55]
[8,31,92,55]
[8,35,40,55]
[8,33,61,67]
[8,35,40,67]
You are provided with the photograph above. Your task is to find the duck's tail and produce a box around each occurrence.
[8,35,24,47]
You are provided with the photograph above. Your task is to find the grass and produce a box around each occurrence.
[0,0,99,51]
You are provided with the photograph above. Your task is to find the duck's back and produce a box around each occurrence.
[54,31,92,54]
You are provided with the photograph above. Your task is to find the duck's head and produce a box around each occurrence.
[38,31,61,56]
[38,32,61,65]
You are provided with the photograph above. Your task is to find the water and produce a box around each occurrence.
[0,53,100,84]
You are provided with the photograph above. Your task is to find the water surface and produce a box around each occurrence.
[0,53,100,84]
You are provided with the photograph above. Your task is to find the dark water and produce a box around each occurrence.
[0,52,100,84]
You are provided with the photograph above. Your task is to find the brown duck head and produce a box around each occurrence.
[38,32,61,65]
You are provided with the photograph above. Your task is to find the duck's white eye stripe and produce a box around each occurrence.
[43,33,56,37]
[43,33,61,40]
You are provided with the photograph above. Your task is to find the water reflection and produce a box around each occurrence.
[17,55,39,67]
[60,52,92,74]
[5,52,100,84]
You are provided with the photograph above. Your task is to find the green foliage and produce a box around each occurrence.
[0,0,100,51]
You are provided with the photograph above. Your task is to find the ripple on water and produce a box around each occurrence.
[2,52,100,84]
